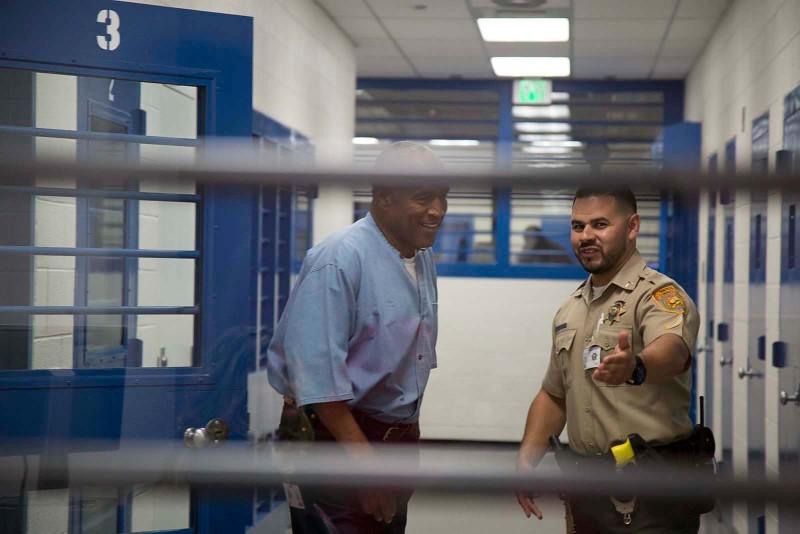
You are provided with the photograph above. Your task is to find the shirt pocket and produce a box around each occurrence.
[555,328,577,388]
[594,325,633,388]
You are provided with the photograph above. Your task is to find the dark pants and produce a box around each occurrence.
[287,408,420,534]
[569,496,700,534]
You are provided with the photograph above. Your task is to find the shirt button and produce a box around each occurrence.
[584,407,591,413]
[417,354,423,360]
[584,336,591,343]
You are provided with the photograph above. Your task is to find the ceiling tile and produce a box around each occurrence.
[382,17,479,40]
[574,39,661,57]
[315,0,370,17]
[573,19,670,40]
[397,38,485,57]
[356,55,416,77]
[336,16,388,39]
[410,56,493,78]
[484,42,570,57]
[354,38,402,57]
[660,38,707,57]
[574,0,676,19]
[651,56,695,78]
[676,0,729,19]
[367,0,472,19]
[572,57,653,78]
[667,18,716,41]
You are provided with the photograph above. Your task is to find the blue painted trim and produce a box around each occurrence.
[0,246,199,258]
[0,124,198,146]
[0,367,215,390]
[493,188,511,266]
[0,185,199,202]
[436,263,586,279]
[659,196,669,269]
[0,306,197,314]
[772,341,787,368]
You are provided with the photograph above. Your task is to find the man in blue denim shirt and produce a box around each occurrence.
[267,141,448,533]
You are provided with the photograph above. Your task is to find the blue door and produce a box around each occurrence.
[778,85,800,533]
[746,113,769,533]
[0,2,257,533]
[705,154,717,434]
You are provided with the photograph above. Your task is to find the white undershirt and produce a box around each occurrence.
[591,282,610,301]
[402,255,418,285]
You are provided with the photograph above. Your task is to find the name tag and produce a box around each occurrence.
[583,345,601,370]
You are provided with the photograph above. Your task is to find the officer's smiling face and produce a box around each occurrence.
[570,195,639,276]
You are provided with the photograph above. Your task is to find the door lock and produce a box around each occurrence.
[184,418,230,448]
[719,356,733,367]
[779,387,800,406]
[737,367,762,379]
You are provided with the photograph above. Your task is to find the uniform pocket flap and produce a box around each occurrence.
[596,327,631,351]
[555,328,577,353]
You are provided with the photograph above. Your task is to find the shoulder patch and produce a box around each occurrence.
[652,284,685,314]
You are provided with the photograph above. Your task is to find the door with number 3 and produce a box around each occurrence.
[0,2,256,533]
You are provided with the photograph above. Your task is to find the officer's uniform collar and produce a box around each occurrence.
[572,250,646,302]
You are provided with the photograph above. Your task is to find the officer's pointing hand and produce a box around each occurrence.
[592,330,635,385]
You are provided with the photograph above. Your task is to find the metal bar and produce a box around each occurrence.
[0,306,198,315]
[0,185,200,202]
[1,442,798,503]
[0,245,200,259]
[0,246,199,259]
[0,125,199,147]
[1,158,800,191]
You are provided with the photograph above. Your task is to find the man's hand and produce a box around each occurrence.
[593,330,636,385]
[358,489,397,524]
[516,455,543,520]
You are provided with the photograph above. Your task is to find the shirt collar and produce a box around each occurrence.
[572,249,647,301]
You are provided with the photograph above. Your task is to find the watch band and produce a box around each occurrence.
[626,355,647,385]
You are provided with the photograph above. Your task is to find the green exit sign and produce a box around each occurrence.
[513,79,552,105]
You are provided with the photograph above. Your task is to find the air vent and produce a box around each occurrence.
[492,0,547,8]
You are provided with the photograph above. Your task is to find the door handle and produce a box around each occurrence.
[184,418,230,448]
[779,387,800,406]
[737,366,762,379]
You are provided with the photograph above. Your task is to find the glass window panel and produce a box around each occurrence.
[131,483,190,532]
[435,186,495,264]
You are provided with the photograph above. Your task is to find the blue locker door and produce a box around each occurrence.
[0,2,256,533]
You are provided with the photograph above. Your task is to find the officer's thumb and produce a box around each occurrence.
[617,330,630,351]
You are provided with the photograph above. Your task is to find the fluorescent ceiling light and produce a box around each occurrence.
[518,133,571,142]
[523,146,573,154]
[515,122,571,133]
[513,105,570,119]
[428,139,481,146]
[477,18,569,42]
[532,140,583,148]
[352,137,379,145]
[491,57,570,77]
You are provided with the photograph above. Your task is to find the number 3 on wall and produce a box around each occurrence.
[96,9,121,51]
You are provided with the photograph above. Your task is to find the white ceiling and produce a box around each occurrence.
[314,0,730,79]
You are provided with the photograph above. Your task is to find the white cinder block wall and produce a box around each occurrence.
[686,1,800,532]
[122,0,358,244]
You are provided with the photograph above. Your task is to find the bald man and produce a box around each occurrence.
[267,142,449,533]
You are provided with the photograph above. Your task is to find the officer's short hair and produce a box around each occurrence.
[573,187,637,214]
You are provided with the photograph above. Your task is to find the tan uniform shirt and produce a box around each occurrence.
[542,250,699,455]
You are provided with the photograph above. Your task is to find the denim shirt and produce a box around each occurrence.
[266,213,438,423]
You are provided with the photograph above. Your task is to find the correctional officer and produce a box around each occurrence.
[266,141,448,533]
[516,187,701,533]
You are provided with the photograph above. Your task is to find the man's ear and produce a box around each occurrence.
[373,187,394,209]
[627,213,641,240]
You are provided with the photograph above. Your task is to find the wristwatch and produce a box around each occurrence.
[626,355,647,385]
